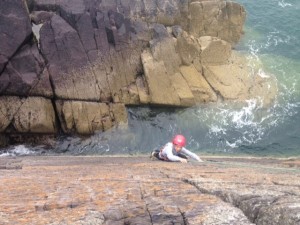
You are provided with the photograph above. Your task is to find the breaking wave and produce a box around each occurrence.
[0,145,37,157]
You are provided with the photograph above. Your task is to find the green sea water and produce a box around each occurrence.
[119,0,300,157]
[109,0,300,157]
[232,0,300,156]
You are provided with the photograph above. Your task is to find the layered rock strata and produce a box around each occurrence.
[0,0,277,144]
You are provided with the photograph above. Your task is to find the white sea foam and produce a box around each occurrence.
[0,145,35,157]
[0,152,10,157]
[198,96,278,150]
[209,125,227,135]
[278,0,292,8]
[257,69,270,78]
[225,140,239,148]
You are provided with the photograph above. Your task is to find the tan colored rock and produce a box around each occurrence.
[136,76,150,104]
[177,31,201,66]
[120,83,140,105]
[91,57,113,102]
[189,1,246,44]
[150,37,181,75]
[141,50,181,106]
[13,97,56,133]
[203,63,251,100]
[199,36,232,65]
[171,73,195,106]
[180,65,217,103]
[223,1,247,43]
[203,52,277,106]
[55,100,110,134]
[105,48,141,103]
[0,96,24,132]
[99,102,113,131]
[55,100,128,135]
[110,103,128,125]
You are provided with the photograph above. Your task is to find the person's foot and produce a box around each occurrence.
[150,151,155,159]
[150,151,159,160]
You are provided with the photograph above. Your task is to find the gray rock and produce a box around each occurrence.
[0,0,32,73]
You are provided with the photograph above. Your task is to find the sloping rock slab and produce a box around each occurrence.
[1,156,299,224]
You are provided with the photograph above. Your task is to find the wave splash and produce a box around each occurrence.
[278,0,292,8]
[0,145,36,157]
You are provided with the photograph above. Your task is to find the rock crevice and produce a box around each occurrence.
[3,156,298,224]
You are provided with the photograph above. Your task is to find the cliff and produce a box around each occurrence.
[0,0,276,146]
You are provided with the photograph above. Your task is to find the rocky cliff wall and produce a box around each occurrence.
[0,0,276,147]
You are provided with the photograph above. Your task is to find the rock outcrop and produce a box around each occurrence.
[0,0,277,145]
[0,156,299,224]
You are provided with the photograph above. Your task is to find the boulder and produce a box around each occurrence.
[203,52,277,106]
[141,51,181,106]
[189,0,246,44]
[199,36,232,65]
[180,65,217,103]
[13,97,56,133]
[109,103,128,125]
[0,96,56,134]
[55,100,127,135]
[150,36,182,75]
[171,73,195,106]
[0,96,25,132]
[55,100,110,134]
[203,63,249,100]
[135,76,151,104]
[176,31,201,66]
[150,25,181,75]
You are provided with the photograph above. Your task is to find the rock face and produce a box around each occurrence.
[0,0,277,145]
[0,156,299,224]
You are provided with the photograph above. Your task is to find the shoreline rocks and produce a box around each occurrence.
[0,0,277,146]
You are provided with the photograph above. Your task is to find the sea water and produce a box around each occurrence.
[3,0,300,157]
[118,0,300,157]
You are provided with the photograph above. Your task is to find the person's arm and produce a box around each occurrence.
[181,148,203,162]
[164,143,186,162]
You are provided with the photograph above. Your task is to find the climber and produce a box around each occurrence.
[151,134,203,163]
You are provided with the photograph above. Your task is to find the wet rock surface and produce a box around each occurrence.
[0,156,299,225]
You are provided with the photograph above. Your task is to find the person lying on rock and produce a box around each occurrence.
[151,134,203,163]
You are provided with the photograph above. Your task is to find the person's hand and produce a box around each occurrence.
[180,158,187,163]
[197,159,204,162]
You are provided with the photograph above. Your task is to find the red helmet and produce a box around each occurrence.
[172,134,186,147]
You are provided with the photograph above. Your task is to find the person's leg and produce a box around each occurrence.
[151,149,161,160]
